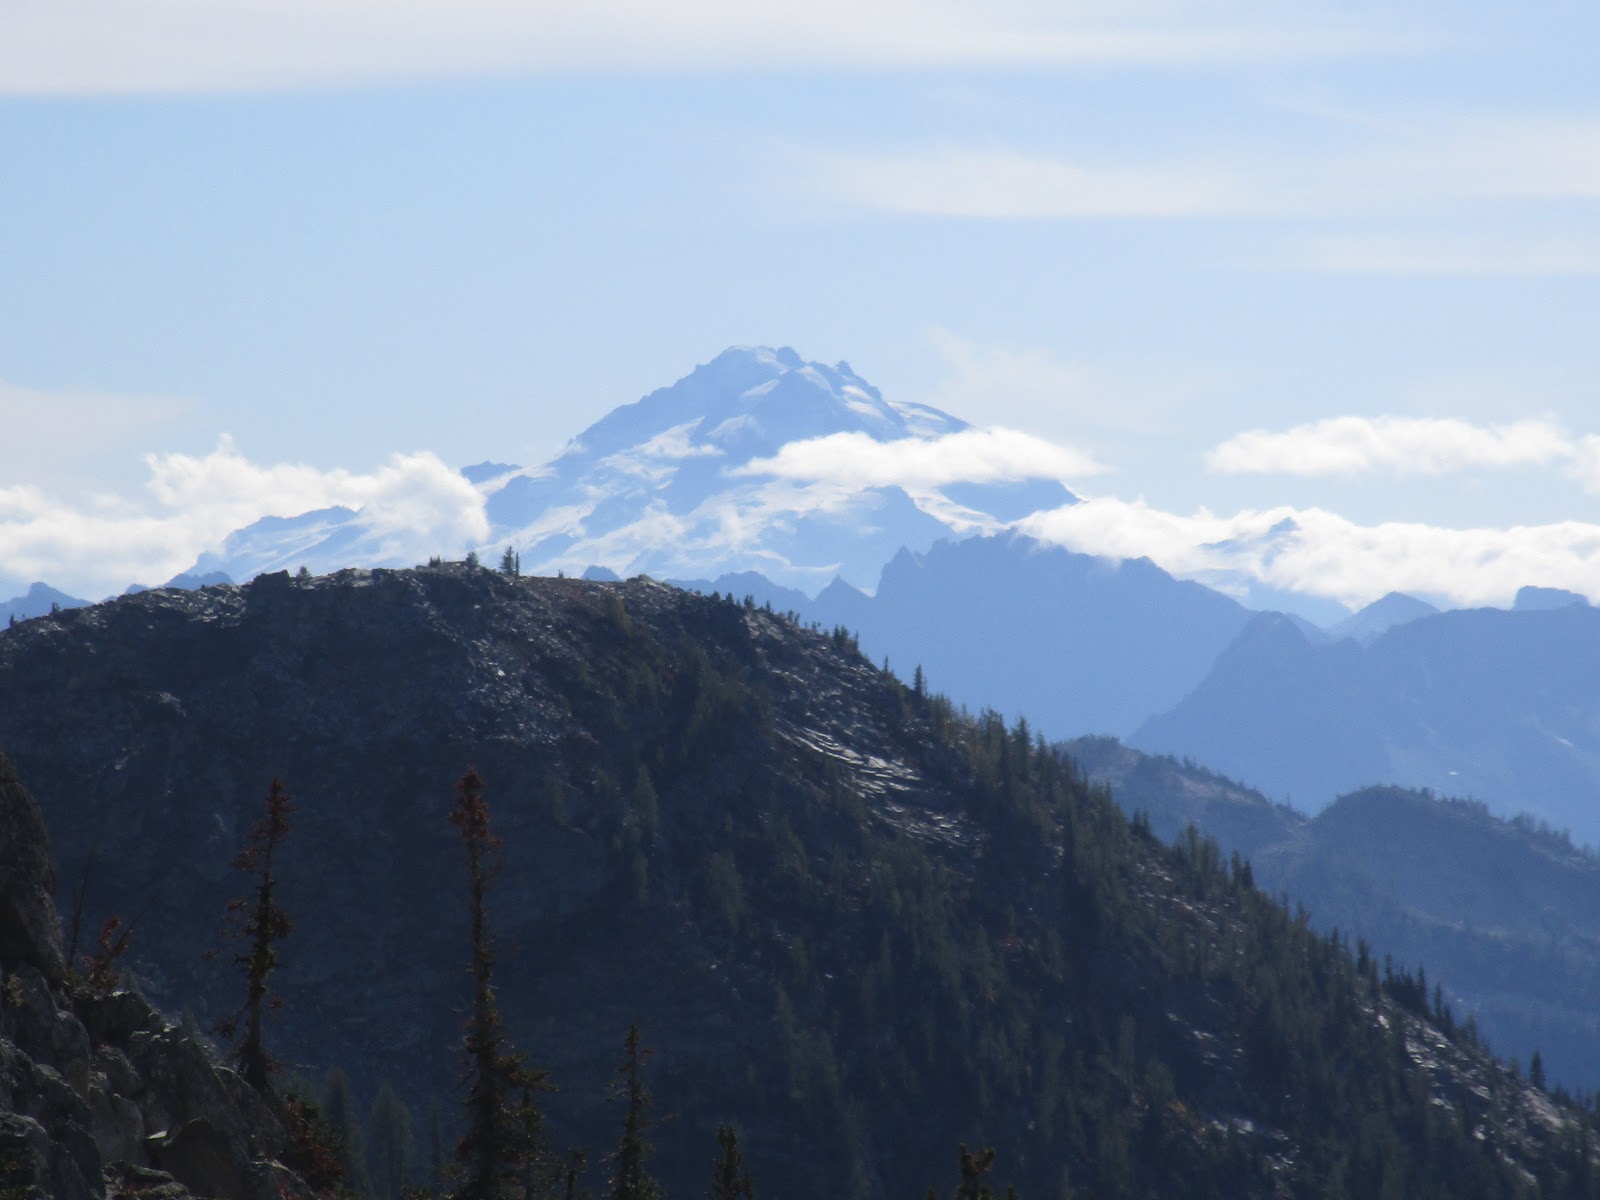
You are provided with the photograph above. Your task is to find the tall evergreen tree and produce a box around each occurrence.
[321,1067,374,1197]
[926,1145,1018,1200]
[450,767,552,1200]
[219,777,295,1092]
[955,1145,994,1200]
[708,1124,753,1200]
[428,1099,449,1197]
[608,1025,662,1200]
[564,1148,589,1200]
[369,1081,417,1200]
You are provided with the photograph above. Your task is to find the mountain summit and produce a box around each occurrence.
[190,347,1078,591]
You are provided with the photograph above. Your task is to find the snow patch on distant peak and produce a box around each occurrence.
[888,399,967,438]
[727,345,803,370]
[618,422,724,462]
[708,415,755,441]
[192,347,1082,596]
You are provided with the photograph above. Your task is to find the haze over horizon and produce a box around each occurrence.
[5,3,1600,607]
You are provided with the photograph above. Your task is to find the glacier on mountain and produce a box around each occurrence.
[183,345,1081,591]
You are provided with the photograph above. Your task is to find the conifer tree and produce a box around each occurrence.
[708,1124,753,1200]
[369,1081,417,1200]
[219,777,295,1092]
[320,1067,376,1196]
[428,1100,449,1196]
[451,767,552,1200]
[563,1148,589,1200]
[607,1025,661,1200]
[955,1145,996,1200]
[930,1144,1016,1200]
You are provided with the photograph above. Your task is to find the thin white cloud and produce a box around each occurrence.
[1570,436,1600,495]
[0,378,190,488]
[1407,117,1600,202]
[1289,234,1600,277]
[1208,415,1575,478]
[1019,498,1600,609]
[818,149,1249,220]
[921,328,1222,437]
[1,0,1404,94]
[809,115,1600,224]
[1261,113,1600,211]
[0,437,487,597]
[734,427,1108,490]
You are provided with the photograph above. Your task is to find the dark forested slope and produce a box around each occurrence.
[1,567,1595,1198]
[1071,735,1600,1095]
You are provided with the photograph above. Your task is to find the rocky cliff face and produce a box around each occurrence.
[0,755,65,985]
[0,753,314,1200]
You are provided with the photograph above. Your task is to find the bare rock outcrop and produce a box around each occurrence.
[0,754,65,984]
[0,750,314,1200]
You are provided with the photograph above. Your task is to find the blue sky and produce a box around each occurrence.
[4,1,1600,604]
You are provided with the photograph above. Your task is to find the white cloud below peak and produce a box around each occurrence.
[733,427,1109,490]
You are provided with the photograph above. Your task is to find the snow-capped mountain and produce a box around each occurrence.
[189,346,1078,591]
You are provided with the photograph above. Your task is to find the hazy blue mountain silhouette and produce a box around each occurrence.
[1514,585,1590,612]
[1327,591,1438,643]
[677,534,1254,739]
[1,582,90,624]
[1133,603,1600,841]
[667,569,815,616]
[123,568,234,596]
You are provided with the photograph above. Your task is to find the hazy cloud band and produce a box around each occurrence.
[1207,415,1585,480]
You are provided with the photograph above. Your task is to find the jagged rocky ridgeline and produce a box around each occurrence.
[0,753,321,1200]
[2,566,1597,1199]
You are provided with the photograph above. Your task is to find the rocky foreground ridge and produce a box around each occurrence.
[3,566,1598,1198]
[0,753,318,1200]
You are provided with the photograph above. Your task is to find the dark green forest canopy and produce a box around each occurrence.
[3,567,1598,1199]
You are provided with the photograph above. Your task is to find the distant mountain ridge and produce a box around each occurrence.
[2,573,235,626]
[1326,590,1439,643]
[21,342,1600,857]
[1133,600,1600,841]
[680,533,1255,739]
[1070,735,1600,1092]
[1,581,90,623]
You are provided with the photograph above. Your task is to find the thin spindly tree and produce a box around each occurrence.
[451,767,552,1200]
